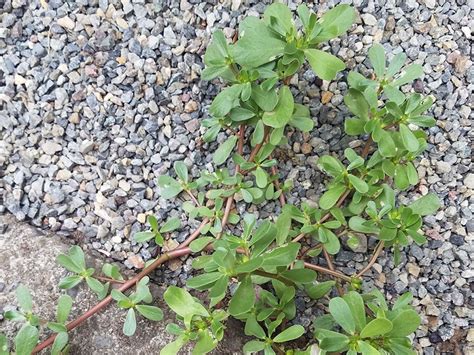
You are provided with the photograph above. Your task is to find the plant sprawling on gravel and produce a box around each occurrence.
[1,3,439,355]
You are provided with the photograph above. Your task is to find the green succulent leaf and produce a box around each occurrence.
[262,86,294,128]
[160,217,181,233]
[368,43,386,78]
[123,308,137,336]
[229,276,255,316]
[51,332,68,355]
[233,17,286,68]
[273,325,305,343]
[15,324,39,355]
[319,185,346,210]
[305,49,345,81]
[388,310,420,337]
[173,161,188,183]
[399,124,420,152]
[316,4,355,42]
[136,305,164,321]
[158,175,183,199]
[213,135,239,166]
[15,285,33,313]
[360,318,393,338]
[329,297,355,334]
[58,275,83,290]
[210,85,243,117]
[407,193,440,216]
[56,294,73,324]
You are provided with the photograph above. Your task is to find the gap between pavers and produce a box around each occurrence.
[0,214,246,354]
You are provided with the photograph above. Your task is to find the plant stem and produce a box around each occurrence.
[322,248,345,295]
[175,218,210,250]
[95,276,125,284]
[219,126,245,238]
[185,189,201,206]
[33,246,192,353]
[356,241,385,278]
[303,262,352,282]
[253,270,296,287]
[270,162,286,206]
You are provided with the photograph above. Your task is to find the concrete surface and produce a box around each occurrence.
[0,214,245,354]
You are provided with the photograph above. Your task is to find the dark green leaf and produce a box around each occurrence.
[173,161,188,183]
[229,276,255,316]
[251,85,278,112]
[368,44,385,78]
[261,243,300,267]
[163,286,209,327]
[189,237,214,252]
[305,281,335,299]
[209,85,242,117]
[393,64,424,87]
[159,335,187,355]
[275,212,291,246]
[213,135,238,166]
[281,269,316,284]
[262,86,294,128]
[158,175,183,199]
[343,291,366,332]
[399,124,420,152]
[348,174,369,194]
[230,107,255,122]
[234,257,263,274]
[102,263,123,281]
[58,275,83,290]
[305,49,345,81]
[329,297,355,334]
[386,52,407,77]
[290,103,313,132]
[317,329,349,351]
[357,341,380,355]
[86,277,104,296]
[349,216,380,234]
[407,193,440,216]
[245,315,266,339]
[263,3,294,35]
[316,4,355,42]
[254,167,268,188]
[243,340,266,353]
[273,325,305,343]
[160,217,180,233]
[360,318,393,338]
[187,272,222,290]
[388,310,420,337]
[133,231,155,243]
[233,17,286,68]
[56,254,83,274]
[344,89,369,120]
[317,155,344,177]
[136,305,164,321]
[319,185,346,210]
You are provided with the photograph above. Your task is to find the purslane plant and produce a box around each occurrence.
[0,3,440,355]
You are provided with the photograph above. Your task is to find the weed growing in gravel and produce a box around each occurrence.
[1,3,440,355]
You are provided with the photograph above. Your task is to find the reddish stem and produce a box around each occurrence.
[33,247,191,353]
[356,241,384,278]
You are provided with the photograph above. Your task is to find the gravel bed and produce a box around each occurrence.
[0,0,472,352]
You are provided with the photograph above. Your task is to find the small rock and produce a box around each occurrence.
[57,16,75,30]
[463,174,474,189]
[41,141,62,155]
[361,14,377,26]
